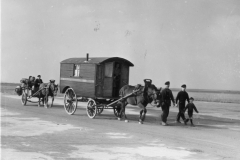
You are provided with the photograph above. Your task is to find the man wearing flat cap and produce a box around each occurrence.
[34,75,43,90]
[160,81,175,126]
[175,84,189,124]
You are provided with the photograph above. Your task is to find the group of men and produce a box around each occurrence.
[159,81,199,126]
[28,75,43,97]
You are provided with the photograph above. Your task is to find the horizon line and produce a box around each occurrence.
[1,82,240,93]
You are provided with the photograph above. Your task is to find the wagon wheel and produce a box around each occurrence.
[64,88,77,115]
[21,92,27,106]
[86,99,97,119]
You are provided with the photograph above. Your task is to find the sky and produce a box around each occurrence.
[1,0,240,90]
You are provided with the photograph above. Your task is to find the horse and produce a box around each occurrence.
[117,83,158,124]
[36,80,58,108]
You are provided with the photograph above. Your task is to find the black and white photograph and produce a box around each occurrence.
[1,0,240,159]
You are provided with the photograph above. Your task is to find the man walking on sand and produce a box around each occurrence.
[175,84,189,123]
[161,81,175,126]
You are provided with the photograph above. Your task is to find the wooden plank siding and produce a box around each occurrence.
[60,64,95,80]
[60,70,73,78]
[79,64,95,80]
[60,80,95,97]
[60,63,96,97]
[61,64,74,70]
[60,63,74,78]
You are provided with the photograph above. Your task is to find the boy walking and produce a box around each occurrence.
[184,97,199,126]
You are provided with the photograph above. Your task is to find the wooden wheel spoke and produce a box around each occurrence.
[65,103,68,111]
[88,109,92,116]
[68,104,72,113]
[71,103,75,113]
[90,107,95,114]
[69,103,73,112]
[66,103,71,112]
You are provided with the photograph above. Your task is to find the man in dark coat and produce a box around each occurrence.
[34,75,43,88]
[175,84,189,123]
[160,81,175,126]
[28,76,35,97]
[33,75,43,93]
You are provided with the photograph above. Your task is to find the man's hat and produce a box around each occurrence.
[181,84,186,88]
[190,97,194,100]
[37,75,41,77]
[165,81,170,85]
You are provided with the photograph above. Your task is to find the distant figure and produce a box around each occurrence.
[160,81,175,126]
[28,76,32,82]
[34,75,43,88]
[184,97,199,127]
[31,76,36,89]
[175,84,189,123]
[28,76,35,97]
[33,75,43,93]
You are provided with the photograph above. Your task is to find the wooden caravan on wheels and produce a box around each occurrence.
[60,54,135,118]
[60,55,134,98]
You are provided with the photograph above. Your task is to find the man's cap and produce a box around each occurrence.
[37,75,41,77]
[181,84,186,88]
[165,81,170,85]
[190,97,194,100]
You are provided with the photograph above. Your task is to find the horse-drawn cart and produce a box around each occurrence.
[15,79,58,108]
[20,86,46,106]
[60,55,135,118]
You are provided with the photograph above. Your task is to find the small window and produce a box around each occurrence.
[73,64,80,77]
[104,62,114,77]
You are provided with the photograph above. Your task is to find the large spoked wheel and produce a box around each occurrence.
[86,98,97,119]
[21,92,27,106]
[64,88,77,115]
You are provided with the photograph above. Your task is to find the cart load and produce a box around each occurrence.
[14,78,29,96]
[15,86,22,96]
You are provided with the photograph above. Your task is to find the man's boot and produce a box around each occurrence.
[190,119,195,127]
[176,120,181,123]
[161,122,167,126]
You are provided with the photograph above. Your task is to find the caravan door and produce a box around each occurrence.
[120,63,129,88]
[103,62,114,97]
[95,64,104,97]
